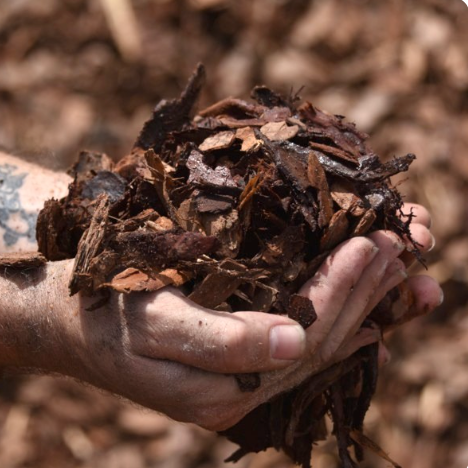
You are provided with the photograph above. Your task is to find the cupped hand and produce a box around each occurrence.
[25,204,441,432]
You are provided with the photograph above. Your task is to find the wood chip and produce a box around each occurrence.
[107,268,189,293]
[331,181,366,217]
[0,252,47,269]
[235,126,263,152]
[199,130,236,151]
[260,121,299,141]
[320,209,349,251]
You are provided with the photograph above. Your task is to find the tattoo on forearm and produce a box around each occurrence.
[0,164,37,246]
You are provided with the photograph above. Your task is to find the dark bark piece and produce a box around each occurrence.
[299,102,370,159]
[0,252,46,269]
[352,343,379,434]
[234,373,261,393]
[251,85,291,108]
[134,63,205,151]
[36,198,72,261]
[110,230,219,266]
[81,171,126,203]
[308,140,359,165]
[69,195,111,296]
[320,209,349,251]
[308,152,334,227]
[68,150,114,182]
[199,97,265,118]
[352,209,377,237]
[194,192,234,214]
[188,271,243,309]
[329,384,358,468]
[314,150,416,183]
[287,294,317,329]
[331,180,366,217]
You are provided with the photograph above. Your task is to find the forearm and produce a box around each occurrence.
[0,151,71,253]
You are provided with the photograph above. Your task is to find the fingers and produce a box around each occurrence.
[384,275,443,329]
[407,221,435,251]
[315,231,405,362]
[365,257,407,313]
[331,328,381,364]
[95,353,253,431]
[297,236,379,351]
[123,288,308,374]
[408,275,443,312]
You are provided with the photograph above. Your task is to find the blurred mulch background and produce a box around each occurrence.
[1,0,468,467]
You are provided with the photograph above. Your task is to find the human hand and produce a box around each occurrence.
[0,204,441,432]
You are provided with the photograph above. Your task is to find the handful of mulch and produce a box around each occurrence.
[35,64,421,468]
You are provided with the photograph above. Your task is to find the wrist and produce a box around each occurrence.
[0,260,84,374]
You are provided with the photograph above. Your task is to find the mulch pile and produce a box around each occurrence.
[1,1,468,468]
[33,63,420,468]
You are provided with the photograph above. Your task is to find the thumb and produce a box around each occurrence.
[123,287,306,374]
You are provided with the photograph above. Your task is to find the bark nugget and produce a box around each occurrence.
[36,64,420,467]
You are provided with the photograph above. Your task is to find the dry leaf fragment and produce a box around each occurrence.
[235,126,263,152]
[260,121,299,141]
[199,130,236,151]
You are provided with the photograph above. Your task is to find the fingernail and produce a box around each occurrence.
[270,325,306,361]
[438,289,444,305]
[428,233,436,252]
[392,265,408,280]
[395,241,406,253]
[385,259,407,279]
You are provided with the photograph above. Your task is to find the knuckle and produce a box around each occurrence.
[208,321,252,372]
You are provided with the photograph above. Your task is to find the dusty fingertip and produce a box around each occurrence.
[360,237,379,258]
[378,344,391,367]
[368,230,405,253]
